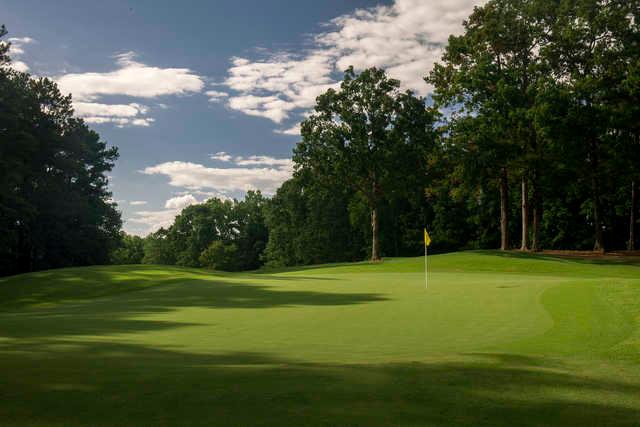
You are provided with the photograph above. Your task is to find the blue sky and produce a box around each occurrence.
[2,0,480,235]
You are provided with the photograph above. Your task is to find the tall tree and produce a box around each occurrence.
[544,0,638,251]
[295,67,437,261]
[0,27,121,275]
[428,0,550,251]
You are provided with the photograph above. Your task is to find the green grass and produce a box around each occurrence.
[1,251,640,426]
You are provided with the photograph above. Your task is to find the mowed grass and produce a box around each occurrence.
[1,251,640,426]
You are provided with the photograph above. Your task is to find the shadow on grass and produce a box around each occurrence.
[0,267,386,338]
[0,340,639,426]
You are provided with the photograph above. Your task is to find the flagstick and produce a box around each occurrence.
[424,244,428,289]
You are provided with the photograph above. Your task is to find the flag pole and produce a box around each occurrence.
[424,242,428,289]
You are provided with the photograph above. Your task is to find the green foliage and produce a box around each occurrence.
[295,67,438,260]
[426,0,640,252]
[0,27,121,276]
[263,172,364,267]
[142,228,176,265]
[110,233,145,265]
[199,240,239,271]
[141,192,268,271]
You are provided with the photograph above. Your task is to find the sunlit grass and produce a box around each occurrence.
[1,251,639,425]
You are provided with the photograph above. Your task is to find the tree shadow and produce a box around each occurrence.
[1,340,639,426]
[0,267,386,338]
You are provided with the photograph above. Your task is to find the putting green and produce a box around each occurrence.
[1,251,639,426]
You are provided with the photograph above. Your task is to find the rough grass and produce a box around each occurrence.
[1,251,639,426]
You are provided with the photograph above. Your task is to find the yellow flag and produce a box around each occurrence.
[424,228,431,247]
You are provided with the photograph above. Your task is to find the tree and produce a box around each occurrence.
[233,191,269,270]
[428,0,551,251]
[0,27,121,276]
[264,172,364,267]
[199,241,239,271]
[295,67,437,261]
[110,233,145,264]
[142,228,176,265]
[544,0,639,251]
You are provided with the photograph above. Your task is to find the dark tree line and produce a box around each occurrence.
[1,26,121,276]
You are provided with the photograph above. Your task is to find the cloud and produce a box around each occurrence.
[127,194,200,235]
[211,151,233,162]
[274,124,301,136]
[57,51,204,101]
[206,90,229,103]
[82,116,155,127]
[210,152,294,167]
[74,101,147,117]
[164,194,198,210]
[72,101,155,127]
[3,36,35,72]
[223,0,483,125]
[232,155,293,167]
[9,60,30,72]
[55,51,204,127]
[127,208,183,235]
[142,154,293,195]
[129,200,147,206]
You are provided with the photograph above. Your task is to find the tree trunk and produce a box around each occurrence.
[630,180,637,251]
[499,168,509,250]
[591,139,604,252]
[371,207,381,261]
[520,176,529,251]
[531,173,542,252]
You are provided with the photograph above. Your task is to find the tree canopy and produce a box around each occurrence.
[0,28,121,276]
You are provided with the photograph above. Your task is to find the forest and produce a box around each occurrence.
[1,0,639,275]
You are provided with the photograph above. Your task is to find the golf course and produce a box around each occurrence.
[1,251,639,426]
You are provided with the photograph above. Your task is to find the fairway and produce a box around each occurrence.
[1,251,640,426]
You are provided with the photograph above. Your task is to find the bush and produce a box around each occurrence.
[199,241,239,271]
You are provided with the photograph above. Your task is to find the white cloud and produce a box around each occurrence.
[57,51,204,101]
[55,51,204,127]
[206,90,229,103]
[73,101,154,127]
[128,208,182,235]
[142,154,293,195]
[127,194,200,235]
[233,155,293,167]
[129,200,147,206]
[211,152,294,167]
[9,60,30,72]
[223,0,483,125]
[274,124,301,136]
[176,189,232,200]
[164,194,198,209]
[83,116,155,127]
[211,151,233,162]
[2,36,35,72]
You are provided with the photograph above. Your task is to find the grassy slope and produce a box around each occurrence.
[0,251,639,426]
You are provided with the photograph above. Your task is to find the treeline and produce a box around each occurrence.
[0,26,121,277]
